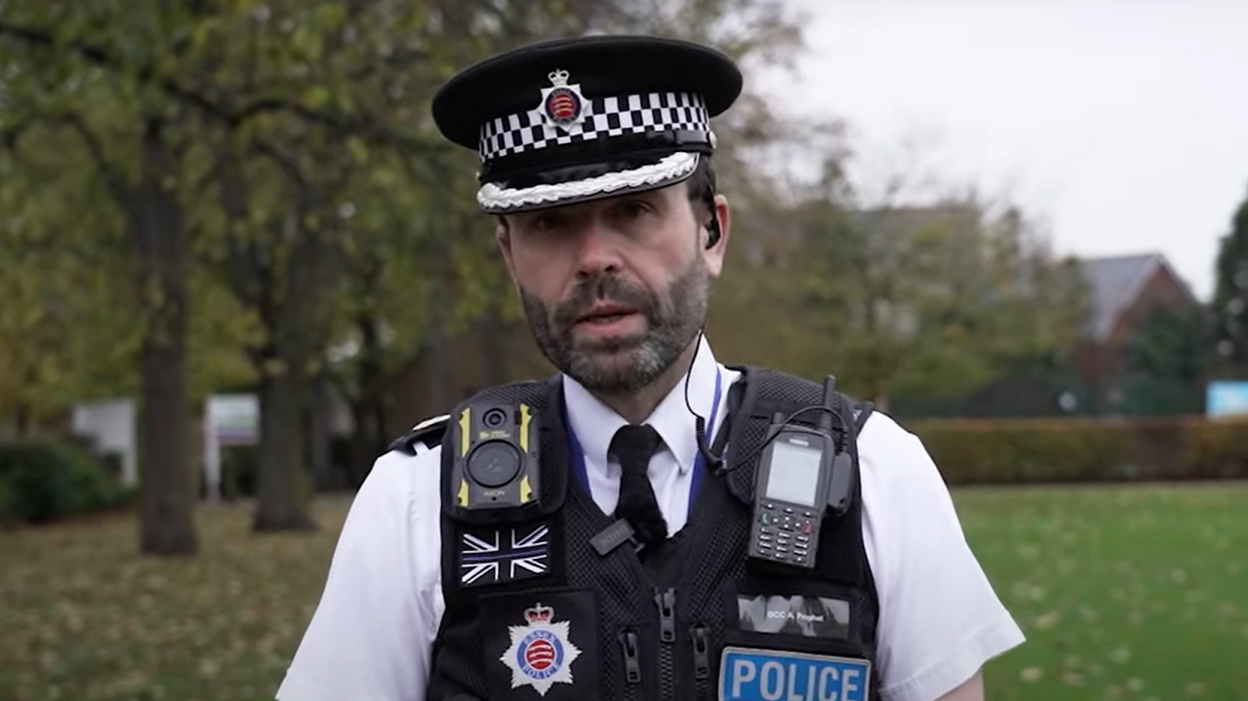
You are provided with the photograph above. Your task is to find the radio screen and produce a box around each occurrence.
[764,441,823,507]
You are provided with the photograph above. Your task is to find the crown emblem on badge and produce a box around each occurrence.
[501,601,583,696]
[525,603,554,624]
[538,68,587,132]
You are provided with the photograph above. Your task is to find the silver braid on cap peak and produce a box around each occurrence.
[477,152,700,212]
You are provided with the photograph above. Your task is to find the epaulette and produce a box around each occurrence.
[386,414,450,456]
[851,401,875,434]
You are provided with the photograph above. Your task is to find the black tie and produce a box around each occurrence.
[610,424,668,549]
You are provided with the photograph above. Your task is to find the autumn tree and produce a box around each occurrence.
[0,138,139,435]
[0,0,835,538]
[779,160,1090,408]
[0,1,431,541]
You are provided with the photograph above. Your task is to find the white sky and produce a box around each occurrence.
[754,0,1248,301]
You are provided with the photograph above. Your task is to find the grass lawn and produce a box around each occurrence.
[1,483,1246,701]
[959,483,1248,701]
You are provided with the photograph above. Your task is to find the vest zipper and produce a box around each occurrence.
[691,623,711,699]
[656,587,677,699]
[619,628,642,687]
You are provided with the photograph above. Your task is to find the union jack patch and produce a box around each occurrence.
[459,523,551,587]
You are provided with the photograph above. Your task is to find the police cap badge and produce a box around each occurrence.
[430,35,743,214]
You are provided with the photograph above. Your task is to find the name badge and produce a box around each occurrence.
[719,646,871,701]
[736,594,851,639]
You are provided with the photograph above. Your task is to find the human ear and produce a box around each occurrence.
[495,219,519,282]
[702,194,730,278]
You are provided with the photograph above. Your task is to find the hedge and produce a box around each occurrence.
[905,415,1248,485]
[0,438,135,524]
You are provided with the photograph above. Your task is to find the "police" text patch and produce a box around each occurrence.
[719,646,871,701]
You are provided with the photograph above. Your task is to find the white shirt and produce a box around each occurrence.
[275,338,1025,701]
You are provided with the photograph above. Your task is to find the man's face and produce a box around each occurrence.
[496,181,729,394]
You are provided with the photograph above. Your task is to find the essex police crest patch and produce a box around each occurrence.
[538,69,587,132]
[500,602,583,696]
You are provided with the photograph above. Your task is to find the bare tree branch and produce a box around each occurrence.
[58,112,130,203]
[249,137,309,192]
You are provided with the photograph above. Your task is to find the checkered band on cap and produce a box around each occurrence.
[478,91,710,162]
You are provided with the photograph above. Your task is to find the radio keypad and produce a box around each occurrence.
[753,503,816,567]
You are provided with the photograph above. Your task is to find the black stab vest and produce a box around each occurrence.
[394,366,881,701]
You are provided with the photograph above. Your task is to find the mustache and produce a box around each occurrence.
[551,273,660,329]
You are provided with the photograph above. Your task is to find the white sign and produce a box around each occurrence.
[204,394,260,501]
[208,394,260,444]
[72,399,137,486]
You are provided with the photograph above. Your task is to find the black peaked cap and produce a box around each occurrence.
[429,35,744,213]
[432,35,743,150]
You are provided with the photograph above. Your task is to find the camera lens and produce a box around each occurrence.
[467,441,522,488]
[483,408,507,429]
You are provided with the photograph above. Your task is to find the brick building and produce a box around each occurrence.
[1072,252,1202,411]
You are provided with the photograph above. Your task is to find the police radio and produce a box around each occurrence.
[450,401,541,514]
[747,377,854,569]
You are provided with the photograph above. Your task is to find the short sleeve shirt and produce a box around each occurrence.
[275,339,1025,701]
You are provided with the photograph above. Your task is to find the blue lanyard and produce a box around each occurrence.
[564,369,724,515]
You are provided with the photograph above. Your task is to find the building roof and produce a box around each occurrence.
[1078,252,1194,340]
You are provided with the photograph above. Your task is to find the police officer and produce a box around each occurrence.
[276,35,1024,701]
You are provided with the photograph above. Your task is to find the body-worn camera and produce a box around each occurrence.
[450,401,541,515]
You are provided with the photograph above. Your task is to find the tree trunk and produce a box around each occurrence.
[132,118,198,556]
[254,364,316,531]
[253,207,323,532]
[347,394,389,489]
[308,372,333,492]
[347,327,390,488]
[348,401,372,490]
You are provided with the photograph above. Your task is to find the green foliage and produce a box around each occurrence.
[777,187,1091,403]
[1212,185,1248,376]
[0,0,815,404]
[0,0,820,534]
[0,141,141,423]
[0,5,265,417]
[1111,306,1215,417]
[0,438,133,524]
[187,268,263,398]
[908,416,1248,485]
[1124,306,1214,382]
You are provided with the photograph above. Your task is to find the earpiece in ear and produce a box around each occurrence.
[705,218,721,249]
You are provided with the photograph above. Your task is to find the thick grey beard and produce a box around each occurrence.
[519,255,709,394]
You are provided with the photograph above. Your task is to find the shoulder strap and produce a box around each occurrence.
[718,365,870,502]
[386,414,451,456]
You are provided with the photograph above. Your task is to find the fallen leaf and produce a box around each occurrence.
[1033,610,1061,630]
